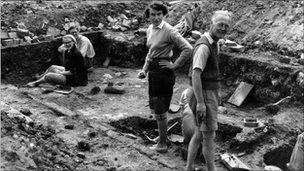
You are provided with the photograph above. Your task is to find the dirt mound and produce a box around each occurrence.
[1,0,147,37]
[2,0,303,57]
[166,0,303,57]
[1,110,82,170]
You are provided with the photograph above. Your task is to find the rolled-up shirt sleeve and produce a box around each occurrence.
[192,44,210,72]
[169,30,193,68]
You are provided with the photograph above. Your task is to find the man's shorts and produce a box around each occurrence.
[188,89,219,131]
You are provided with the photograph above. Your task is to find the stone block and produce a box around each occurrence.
[122,19,131,28]
[279,56,291,64]
[8,32,18,39]
[47,26,61,37]
[1,29,9,39]
[44,35,54,41]
[1,39,14,46]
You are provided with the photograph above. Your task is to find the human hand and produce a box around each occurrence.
[138,70,146,79]
[196,103,206,125]
[159,60,176,69]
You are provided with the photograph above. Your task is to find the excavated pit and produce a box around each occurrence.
[110,116,243,145]
[263,143,295,171]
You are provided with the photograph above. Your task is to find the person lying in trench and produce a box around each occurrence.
[26,35,88,88]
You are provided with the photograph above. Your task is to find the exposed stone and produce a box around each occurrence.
[1,39,14,46]
[64,125,74,130]
[44,35,54,41]
[122,19,131,28]
[279,56,291,64]
[19,108,32,116]
[298,58,304,65]
[47,27,61,37]
[23,36,32,43]
[265,104,280,115]
[89,86,101,95]
[60,30,67,36]
[1,29,9,39]
[77,141,91,152]
[8,32,18,39]
[77,152,86,159]
[107,16,116,23]
[98,23,104,29]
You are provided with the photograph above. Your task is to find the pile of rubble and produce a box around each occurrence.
[1,11,140,48]
[1,19,101,48]
[106,12,139,32]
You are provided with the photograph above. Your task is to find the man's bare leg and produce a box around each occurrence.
[186,127,202,171]
[202,131,216,171]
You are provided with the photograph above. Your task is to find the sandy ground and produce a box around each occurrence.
[2,66,303,170]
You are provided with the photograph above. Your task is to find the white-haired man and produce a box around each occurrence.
[186,10,233,171]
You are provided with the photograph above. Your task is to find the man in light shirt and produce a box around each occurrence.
[186,10,233,171]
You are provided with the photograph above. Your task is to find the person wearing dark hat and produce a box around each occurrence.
[138,1,192,153]
[27,34,87,87]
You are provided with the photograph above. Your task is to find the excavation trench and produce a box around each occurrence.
[1,29,303,170]
[109,116,243,144]
[2,29,303,103]
[263,143,295,171]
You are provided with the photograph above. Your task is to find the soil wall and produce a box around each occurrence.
[1,31,147,85]
[220,53,304,103]
[2,34,303,103]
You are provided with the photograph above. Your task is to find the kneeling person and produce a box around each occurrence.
[180,88,204,162]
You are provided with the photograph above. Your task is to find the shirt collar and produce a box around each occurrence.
[204,32,214,45]
[153,20,165,29]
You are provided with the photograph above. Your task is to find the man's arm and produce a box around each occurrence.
[78,40,88,58]
[192,68,204,104]
[191,44,210,124]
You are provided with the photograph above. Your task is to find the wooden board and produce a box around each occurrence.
[220,153,251,171]
[103,56,111,67]
[228,82,253,106]
[53,87,74,95]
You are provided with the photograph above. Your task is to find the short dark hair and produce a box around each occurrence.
[144,1,168,18]
[68,26,78,33]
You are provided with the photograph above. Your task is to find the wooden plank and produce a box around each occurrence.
[228,82,253,106]
[103,56,111,67]
[220,153,251,171]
